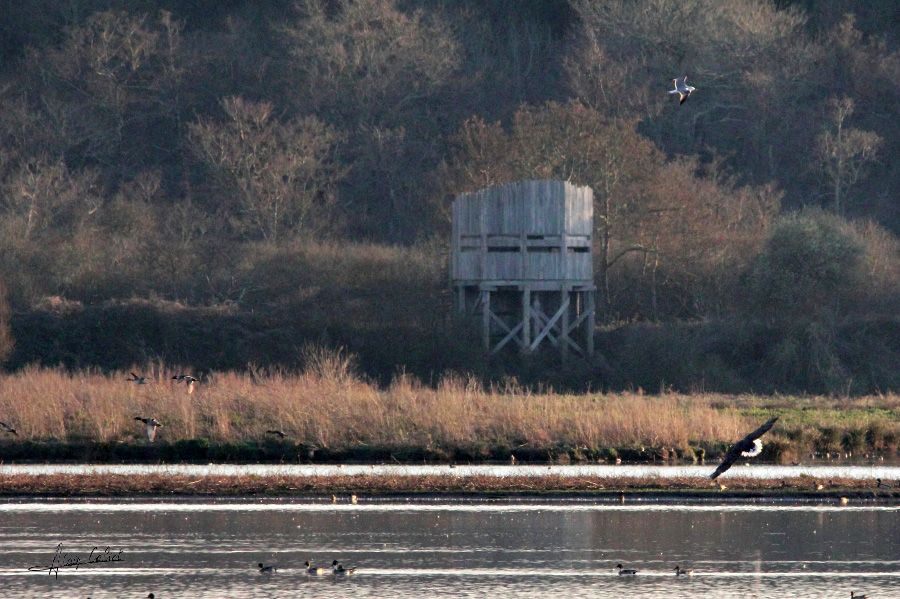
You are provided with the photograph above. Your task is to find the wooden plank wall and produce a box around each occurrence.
[452,180,593,283]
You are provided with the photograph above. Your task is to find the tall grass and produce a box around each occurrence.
[0,357,897,455]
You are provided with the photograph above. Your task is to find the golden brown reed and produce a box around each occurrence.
[0,360,896,453]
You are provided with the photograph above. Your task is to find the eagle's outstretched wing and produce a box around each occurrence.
[710,417,779,479]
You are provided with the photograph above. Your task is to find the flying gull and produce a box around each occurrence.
[668,76,696,105]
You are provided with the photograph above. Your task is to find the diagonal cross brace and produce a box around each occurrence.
[530,298,569,351]
[491,321,525,355]
[564,308,591,335]
[489,310,512,334]
[532,301,588,356]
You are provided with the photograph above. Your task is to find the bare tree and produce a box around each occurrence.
[189,97,343,241]
[20,10,184,176]
[816,97,882,216]
[280,0,459,241]
[282,0,459,125]
[1,157,101,240]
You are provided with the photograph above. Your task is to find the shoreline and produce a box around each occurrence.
[0,439,895,466]
[1,473,897,501]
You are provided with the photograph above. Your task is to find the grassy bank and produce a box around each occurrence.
[0,473,896,500]
[0,365,897,464]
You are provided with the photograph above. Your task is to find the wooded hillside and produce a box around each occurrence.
[0,1,897,393]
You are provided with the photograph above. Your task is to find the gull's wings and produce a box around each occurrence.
[710,417,779,479]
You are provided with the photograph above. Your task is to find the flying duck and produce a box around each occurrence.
[128,372,149,384]
[710,417,779,479]
[674,565,693,576]
[258,562,277,574]
[668,76,696,105]
[304,560,326,575]
[616,563,638,576]
[0,421,17,436]
[331,560,356,575]
[172,374,199,394]
[134,417,163,442]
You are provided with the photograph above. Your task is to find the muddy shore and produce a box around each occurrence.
[1,472,897,501]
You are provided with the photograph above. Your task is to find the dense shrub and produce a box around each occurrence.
[744,209,868,323]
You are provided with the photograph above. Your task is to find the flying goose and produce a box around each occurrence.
[134,417,163,442]
[127,372,149,384]
[266,430,286,439]
[668,76,696,105]
[0,421,17,436]
[674,565,693,576]
[616,563,638,576]
[331,560,356,575]
[710,417,779,479]
[304,560,326,575]
[258,562,277,574]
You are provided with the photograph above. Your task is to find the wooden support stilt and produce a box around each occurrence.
[481,289,491,352]
[522,287,531,353]
[585,290,595,357]
[561,286,571,363]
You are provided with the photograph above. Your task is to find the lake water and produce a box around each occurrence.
[0,498,896,598]
[1,463,898,480]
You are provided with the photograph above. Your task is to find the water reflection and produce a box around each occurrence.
[0,500,895,598]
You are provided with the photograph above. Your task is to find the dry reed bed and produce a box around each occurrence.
[0,364,897,454]
[0,473,894,498]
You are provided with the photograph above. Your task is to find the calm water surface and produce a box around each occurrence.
[0,499,896,598]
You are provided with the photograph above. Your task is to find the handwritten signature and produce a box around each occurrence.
[27,543,124,578]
